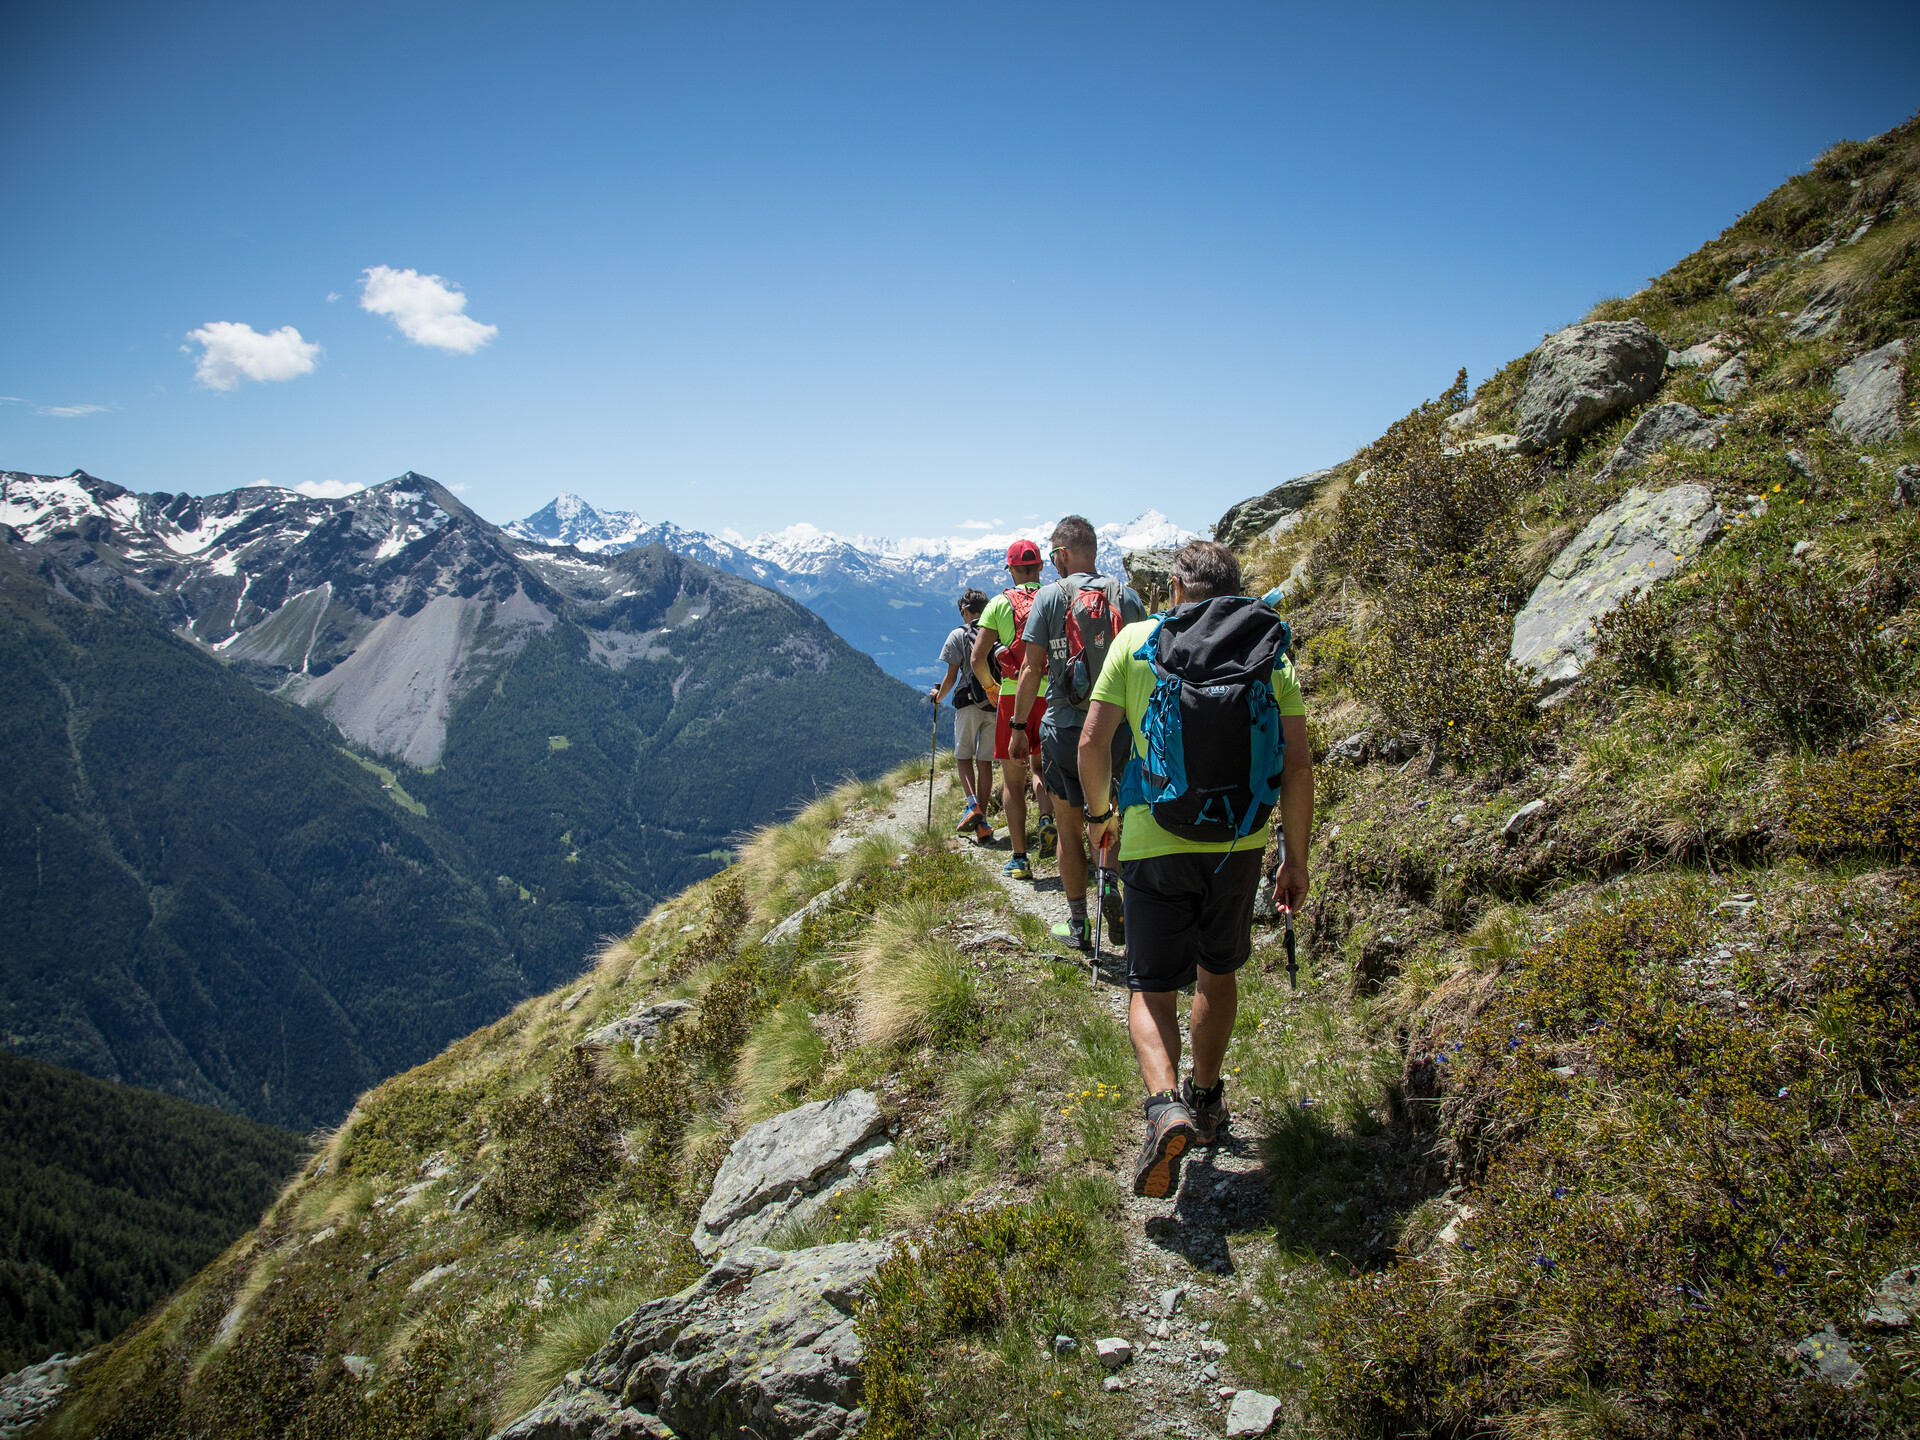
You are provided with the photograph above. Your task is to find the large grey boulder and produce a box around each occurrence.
[585,1000,694,1055]
[1832,340,1909,446]
[493,1242,890,1440]
[1214,469,1336,549]
[1511,483,1722,689]
[693,1090,892,1258]
[1593,402,1723,483]
[1515,321,1668,454]
[1122,547,1176,609]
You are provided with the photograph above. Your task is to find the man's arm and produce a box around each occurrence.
[969,625,998,704]
[1274,713,1314,914]
[1007,643,1046,762]
[1077,699,1126,847]
[928,662,959,704]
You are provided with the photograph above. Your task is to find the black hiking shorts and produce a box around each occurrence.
[1120,848,1263,993]
[1039,719,1086,808]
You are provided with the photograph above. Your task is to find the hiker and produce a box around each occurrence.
[1076,539,1312,1199]
[1006,515,1146,949]
[928,588,997,842]
[970,539,1056,880]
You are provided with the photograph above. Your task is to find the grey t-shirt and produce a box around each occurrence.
[940,623,993,707]
[1021,572,1147,732]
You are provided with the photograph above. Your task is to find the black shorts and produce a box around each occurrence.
[1120,848,1263,993]
[1040,720,1085,808]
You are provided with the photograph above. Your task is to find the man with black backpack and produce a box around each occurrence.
[1077,540,1313,1199]
[1007,515,1147,950]
[928,588,996,843]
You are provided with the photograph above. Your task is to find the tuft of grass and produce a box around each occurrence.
[734,1001,829,1123]
[498,1285,653,1421]
[848,899,980,1050]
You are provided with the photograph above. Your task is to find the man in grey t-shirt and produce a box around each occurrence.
[1007,514,1146,950]
[928,588,996,841]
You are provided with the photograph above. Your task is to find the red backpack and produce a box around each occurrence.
[1059,577,1127,707]
[988,585,1040,682]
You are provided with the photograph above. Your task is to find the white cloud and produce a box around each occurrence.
[956,518,1001,530]
[358,266,497,353]
[326,291,341,302]
[247,477,365,500]
[40,403,109,418]
[447,482,470,492]
[185,322,322,390]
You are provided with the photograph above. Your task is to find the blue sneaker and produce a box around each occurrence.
[1002,853,1033,881]
[955,797,983,833]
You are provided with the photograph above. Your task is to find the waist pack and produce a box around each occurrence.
[1117,596,1291,844]
[1057,576,1127,709]
[951,622,993,709]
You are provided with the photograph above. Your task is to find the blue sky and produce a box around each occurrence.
[3,2,1915,539]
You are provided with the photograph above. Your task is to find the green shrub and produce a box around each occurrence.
[666,874,749,981]
[1318,370,1534,586]
[1706,566,1903,745]
[1792,732,1920,856]
[1358,559,1540,768]
[479,1048,629,1228]
[1587,586,1685,691]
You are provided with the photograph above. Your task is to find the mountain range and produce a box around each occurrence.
[502,494,1197,684]
[0,468,929,1127]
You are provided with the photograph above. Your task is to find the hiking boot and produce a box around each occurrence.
[1002,853,1034,881]
[1132,1093,1197,1199]
[1181,1076,1229,1143]
[1037,815,1057,859]
[954,798,983,834]
[1065,915,1090,952]
[971,817,996,845]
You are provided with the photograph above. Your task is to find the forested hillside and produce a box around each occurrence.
[0,1052,306,1373]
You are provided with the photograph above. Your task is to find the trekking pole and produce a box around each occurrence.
[1284,906,1298,991]
[926,699,938,832]
[1090,836,1109,986]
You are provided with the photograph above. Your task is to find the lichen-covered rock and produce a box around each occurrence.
[1515,321,1667,453]
[693,1090,891,1258]
[1706,355,1748,402]
[1510,483,1722,688]
[585,1000,694,1054]
[1213,469,1336,549]
[1122,547,1176,609]
[761,880,853,947]
[0,1353,84,1437]
[1593,402,1722,482]
[493,1243,890,1440]
[1832,339,1909,445]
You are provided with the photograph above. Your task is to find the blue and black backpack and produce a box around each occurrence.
[1117,596,1291,844]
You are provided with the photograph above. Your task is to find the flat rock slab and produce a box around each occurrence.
[693,1090,891,1258]
[0,1353,85,1437]
[1511,483,1721,688]
[585,1001,695,1054]
[1516,320,1667,453]
[1225,1388,1282,1436]
[761,880,854,947]
[1832,339,1909,446]
[493,1243,890,1440]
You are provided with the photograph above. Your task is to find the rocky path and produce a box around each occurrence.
[877,769,1275,1438]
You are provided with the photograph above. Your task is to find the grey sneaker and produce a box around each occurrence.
[1181,1076,1228,1143]
[1131,1093,1197,1199]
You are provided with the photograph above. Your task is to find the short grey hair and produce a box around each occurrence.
[1051,514,1097,556]
[1170,540,1242,601]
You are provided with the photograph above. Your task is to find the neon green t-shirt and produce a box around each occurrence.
[977,584,1048,698]
[1089,616,1306,861]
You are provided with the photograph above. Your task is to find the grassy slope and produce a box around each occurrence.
[37,114,1920,1440]
[0,1052,307,1373]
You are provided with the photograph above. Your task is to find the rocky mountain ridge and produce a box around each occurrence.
[504,495,1197,682]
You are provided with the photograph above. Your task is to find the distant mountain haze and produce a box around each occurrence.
[0,469,929,1126]
[503,494,1198,683]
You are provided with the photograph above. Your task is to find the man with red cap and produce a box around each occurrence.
[970,538,1055,879]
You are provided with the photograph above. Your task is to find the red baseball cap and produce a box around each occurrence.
[1005,538,1043,567]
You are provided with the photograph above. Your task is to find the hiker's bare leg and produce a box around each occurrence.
[1003,758,1030,848]
[1130,990,1182,1094]
[1035,773,1054,818]
[1057,802,1088,900]
[1188,969,1237,1090]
